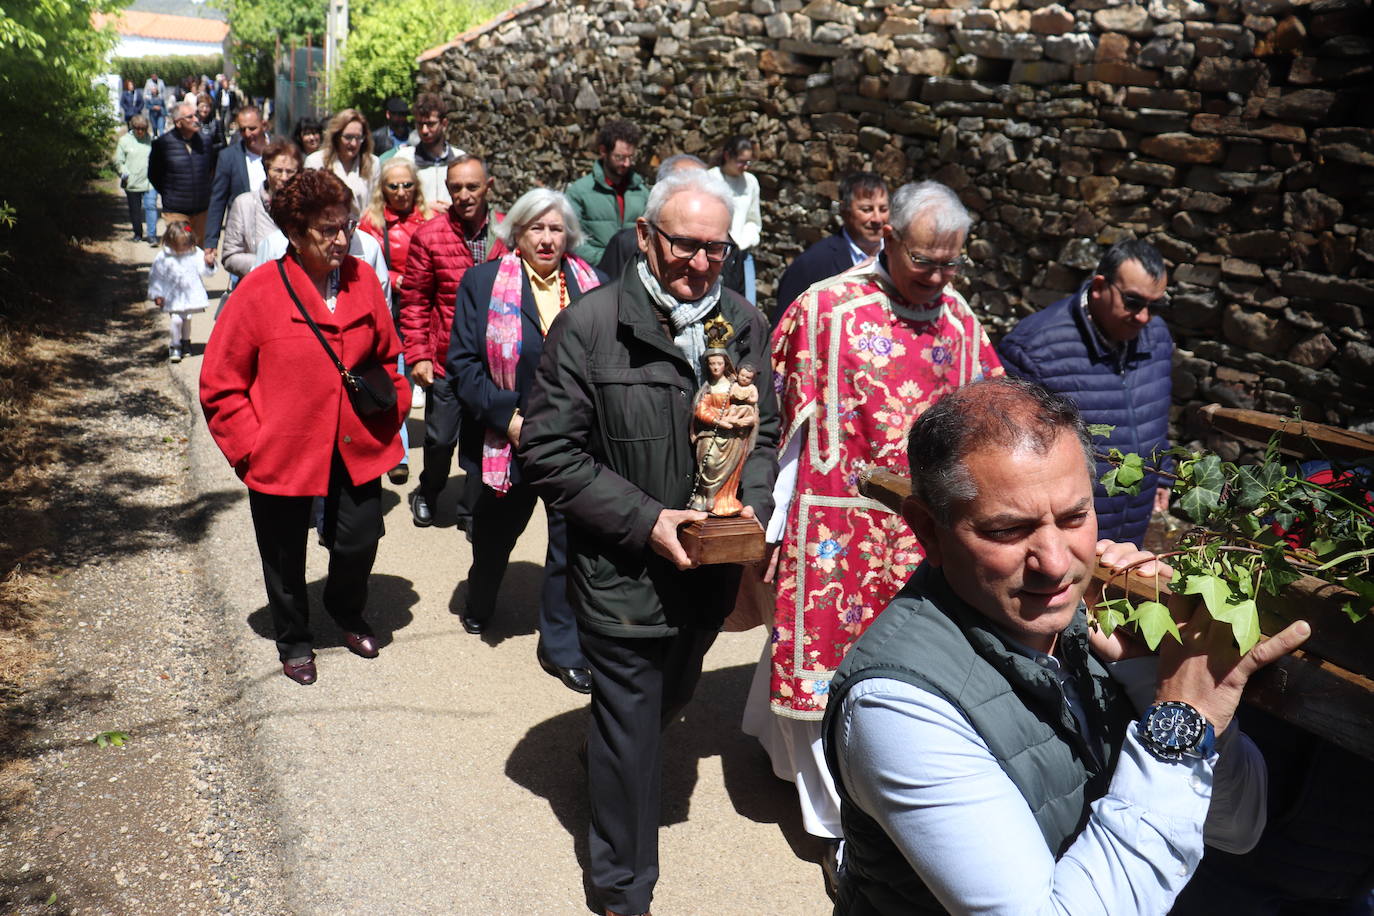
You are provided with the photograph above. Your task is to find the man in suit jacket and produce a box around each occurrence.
[772,172,889,324]
[203,107,269,266]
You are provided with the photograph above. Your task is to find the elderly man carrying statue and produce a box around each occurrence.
[518,168,779,916]
[822,376,1311,914]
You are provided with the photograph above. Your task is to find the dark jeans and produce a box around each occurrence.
[581,627,718,914]
[125,189,157,240]
[465,482,584,667]
[247,452,383,661]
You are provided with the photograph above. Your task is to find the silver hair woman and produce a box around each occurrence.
[494,187,585,253]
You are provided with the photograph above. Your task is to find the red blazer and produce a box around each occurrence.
[199,254,410,496]
[397,208,506,377]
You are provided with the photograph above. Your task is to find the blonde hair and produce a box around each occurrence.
[365,158,432,227]
[161,220,196,252]
[322,108,375,179]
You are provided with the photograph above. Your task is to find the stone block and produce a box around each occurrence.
[1288,332,1338,369]
[1095,31,1134,62]
[1288,57,1373,86]
[1322,35,1373,57]
[952,29,1044,59]
[779,38,849,57]
[764,11,793,37]
[1138,37,1195,67]
[1189,114,1306,144]
[1030,4,1075,33]
[1260,89,1336,123]
[1223,304,1297,355]
[1313,128,1374,168]
[920,77,998,102]
[1078,62,1161,86]
[801,0,859,25]
[1191,58,1265,93]
[1101,107,1190,132]
[1080,175,1120,205]
[1223,141,1268,172]
[1137,130,1225,162]
[1093,5,1154,36]
[1222,258,1265,280]
[1338,341,1374,377]
[1280,272,1374,307]
[1220,230,1288,259]
[759,49,816,73]
[1045,33,1097,62]
[1117,160,1178,185]
[1176,264,1221,287]
[1170,289,1222,329]
[813,111,860,132]
[1065,127,1130,149]
[1009,60,1073,84]
[962,9,1001,28]
[904,48,952,75]
[859,125,892,151]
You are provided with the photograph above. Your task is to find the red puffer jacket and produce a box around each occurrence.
[398,208,505,376]
[357,206,433,290]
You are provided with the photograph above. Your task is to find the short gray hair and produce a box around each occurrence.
[643,169,735,225]
[908,377,1095,527]
[656,153,706,181]
[890,180,971,239]
[495,187,584,251]
[174,101,196,121]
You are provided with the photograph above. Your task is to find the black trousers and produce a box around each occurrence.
[466,482,584,667]
[418,376,478,522]
[581,627,718,914]
[247,452,383,661]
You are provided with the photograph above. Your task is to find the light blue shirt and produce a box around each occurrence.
[833,653,1267,915]
[840,226,881,266]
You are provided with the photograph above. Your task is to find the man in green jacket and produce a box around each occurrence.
[565,119,650,264]
[519,169,779,916]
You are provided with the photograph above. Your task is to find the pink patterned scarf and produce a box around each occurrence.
[482,251,601,493]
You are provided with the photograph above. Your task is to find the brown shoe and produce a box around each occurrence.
[344,632,380,659]
[282,655,317,685]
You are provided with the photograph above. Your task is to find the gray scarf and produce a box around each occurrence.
[637,259,722,384]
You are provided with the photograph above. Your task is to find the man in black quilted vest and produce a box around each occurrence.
[822,376,1309,915]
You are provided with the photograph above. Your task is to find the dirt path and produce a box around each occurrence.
[1,183,832,914]
[0,185,286,915]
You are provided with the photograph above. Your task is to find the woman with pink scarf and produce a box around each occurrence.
[445,188,605,694]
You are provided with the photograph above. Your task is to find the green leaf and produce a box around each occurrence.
[93,730,129,748]
[1309,537,1338,557]
[1093,597,1132,638]
[46,892,57,905]
[1087,424,1117,439]
[1181,573,1233,617]
[1132,600,1181,650]
[1214,598,1261,654]
[1341,600,1369,624]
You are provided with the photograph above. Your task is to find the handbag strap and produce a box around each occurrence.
[276,258,353,384]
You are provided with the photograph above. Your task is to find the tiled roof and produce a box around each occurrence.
[95,9,230,43]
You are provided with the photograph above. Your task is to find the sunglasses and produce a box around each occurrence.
[1110,280,1170,313]
[385,181,415,191]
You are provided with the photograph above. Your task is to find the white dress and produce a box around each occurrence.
[148,247,212,314]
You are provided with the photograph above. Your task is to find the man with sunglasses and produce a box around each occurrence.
[998,238,1173,546]
[519,169,779,916]
[747,179,1002,890]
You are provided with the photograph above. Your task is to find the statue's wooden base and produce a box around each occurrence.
[680,515,766,566]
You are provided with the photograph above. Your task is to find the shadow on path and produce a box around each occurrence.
[246,572,419,652]
[506,660,826,912]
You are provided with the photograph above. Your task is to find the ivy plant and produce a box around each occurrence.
[1093,427,1374,654]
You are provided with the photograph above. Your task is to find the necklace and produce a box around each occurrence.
[557,267,568,311]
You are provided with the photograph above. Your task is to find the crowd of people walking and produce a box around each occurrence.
[108,85,1370,916]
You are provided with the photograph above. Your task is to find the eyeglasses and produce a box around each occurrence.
[385,181,415,191]
[339,133,364,144]
[312,218,358,238]
[648,221,735,263]
[267,166,299,177]
[1109,280,1170,313]
[893,235,969,275]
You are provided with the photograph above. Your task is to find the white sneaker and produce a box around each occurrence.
[169,346,182,363]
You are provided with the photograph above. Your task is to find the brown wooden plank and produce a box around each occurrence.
[1199,404,1374,460]
[1242,651,1374,761]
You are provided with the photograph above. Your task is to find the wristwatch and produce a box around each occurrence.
[1136,701,1216,763]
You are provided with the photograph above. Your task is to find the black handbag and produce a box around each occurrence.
[277,259,397,418]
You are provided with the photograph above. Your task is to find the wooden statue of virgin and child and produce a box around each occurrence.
[678,315,767,565]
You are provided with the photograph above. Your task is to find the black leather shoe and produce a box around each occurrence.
[409,489,433,527]
[282,655,317,685]
[388,464,410,485]
[537,643,593,695]
[344,632,380,658]
[459,615,485,635]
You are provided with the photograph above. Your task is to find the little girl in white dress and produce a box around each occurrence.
[147,222,212,362]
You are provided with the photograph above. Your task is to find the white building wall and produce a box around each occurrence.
[114,35,223,58]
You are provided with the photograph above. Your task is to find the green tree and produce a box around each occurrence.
[329,0,507,121]
[214,0,325,98]
[0,0,122,254]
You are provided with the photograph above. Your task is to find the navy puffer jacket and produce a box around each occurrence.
[148,130,213,215]
[997,284,1173,545]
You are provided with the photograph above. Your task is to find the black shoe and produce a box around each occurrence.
[409,489,433,527]
[537,642,593,695]
[459,615,485,635]
[388,464,410,485]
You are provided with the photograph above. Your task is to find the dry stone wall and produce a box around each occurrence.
[418,0,1374,446]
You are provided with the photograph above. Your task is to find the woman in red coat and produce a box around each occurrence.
[200,169,410,685]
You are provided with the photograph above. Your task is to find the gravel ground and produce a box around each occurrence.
[0,190,286,915]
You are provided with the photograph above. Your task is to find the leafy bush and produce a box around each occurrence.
[214,0,325,98]
[112,54,225,91]
[0,0,120,261]
[329,0,508,122]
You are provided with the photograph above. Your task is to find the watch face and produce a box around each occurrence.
[1145,703,1202,750]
